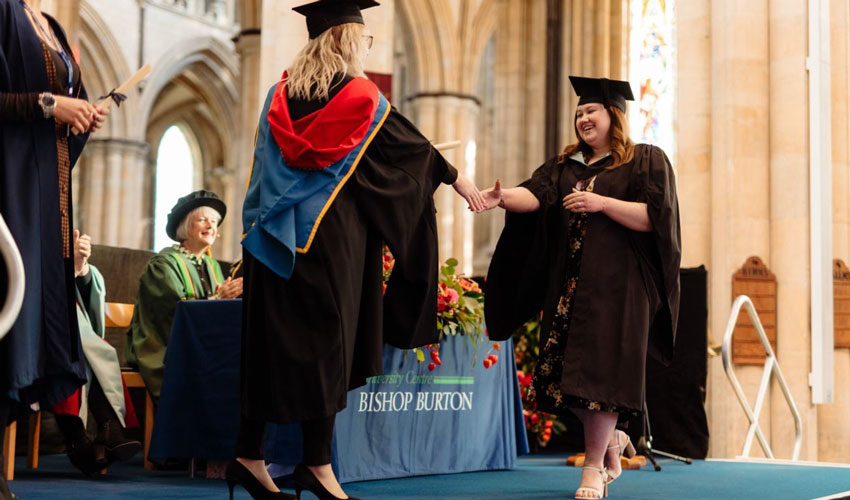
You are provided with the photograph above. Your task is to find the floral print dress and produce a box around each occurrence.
[528,176,635,416]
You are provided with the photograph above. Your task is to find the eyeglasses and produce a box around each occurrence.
[362,35,374,49]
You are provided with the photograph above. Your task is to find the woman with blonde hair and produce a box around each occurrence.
[480,76,681,499]
[227,1,484,499]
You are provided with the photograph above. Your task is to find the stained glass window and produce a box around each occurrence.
[629,0,676,161]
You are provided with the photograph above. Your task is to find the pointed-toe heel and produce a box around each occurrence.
[292,464,361,500]
[225,460,296,500]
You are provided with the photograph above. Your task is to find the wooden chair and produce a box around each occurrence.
[121,370,154,471]
[3,420,15,481]
[106,302,155,471]
[12,302,155,476]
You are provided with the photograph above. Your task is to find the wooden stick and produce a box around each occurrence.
[72,64,152,134]
[433,140,462,151]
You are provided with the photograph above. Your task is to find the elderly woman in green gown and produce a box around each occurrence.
[126,190,243,400]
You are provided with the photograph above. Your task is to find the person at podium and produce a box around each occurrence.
[126,190,243,402]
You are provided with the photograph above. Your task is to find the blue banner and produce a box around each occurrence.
[150,300,528,482]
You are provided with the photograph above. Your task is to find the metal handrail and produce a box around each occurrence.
[0,213,25,341]
[721,295,803,460]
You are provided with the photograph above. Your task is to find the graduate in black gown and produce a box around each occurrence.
[0,0,108,496]
[226,2,485,499]
[481,77,680,499]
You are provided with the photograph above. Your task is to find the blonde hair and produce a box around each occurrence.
[287,23,368,101]
[560,105,635,169]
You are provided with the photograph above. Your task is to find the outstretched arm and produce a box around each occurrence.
[480,180,541,213]
[452,174,486,212]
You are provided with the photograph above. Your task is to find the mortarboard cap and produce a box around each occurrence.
[569,76,635,113]
[293,0,380,39]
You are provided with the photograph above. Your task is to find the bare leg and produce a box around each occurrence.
[572,408,618,498]
[306,464,347,499]
[605,430,623,479]
[235,457,280,493]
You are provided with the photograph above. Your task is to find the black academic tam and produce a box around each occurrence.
[293,0,380,39]
[569,76,635,113]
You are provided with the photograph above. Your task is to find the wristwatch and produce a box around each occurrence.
[38,92,56,118]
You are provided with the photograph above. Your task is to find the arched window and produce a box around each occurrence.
[629,0,676,161]
[153,124,200,251]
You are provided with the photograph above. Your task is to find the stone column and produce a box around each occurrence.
[406,94,480,272]
[820,0,850,463]
[676,0,711,269]
[559,0,625,150]
[75,139,149,248]
[707,0,772,459]
[363,0,394,74]
[472,0,547,275]
[116,140,150,248]
[768,0,816,461]
[232,29,262,259]
[259,0,306,92]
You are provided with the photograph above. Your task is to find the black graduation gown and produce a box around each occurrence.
[0,0,89,418]
[485,144,680,412]
[241,103,457,424]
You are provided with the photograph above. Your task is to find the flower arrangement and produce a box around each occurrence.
[382,246,496,370]
[381,245,395,295]
[514,315,566,449]
[435,258,484,339]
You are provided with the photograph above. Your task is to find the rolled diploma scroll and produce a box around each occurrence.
[72,64,153,135]
[433,140,461,152]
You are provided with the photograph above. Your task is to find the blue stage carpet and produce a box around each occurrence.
[6,453,850,499]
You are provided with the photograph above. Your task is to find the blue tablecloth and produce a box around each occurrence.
[149,299,528,482]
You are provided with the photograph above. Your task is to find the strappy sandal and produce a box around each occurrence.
[575,465,608,499]
[606,430,636,484]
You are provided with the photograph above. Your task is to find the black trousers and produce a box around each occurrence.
[54,378,122,444]
[235,413,335,466]
[86,378,117,425]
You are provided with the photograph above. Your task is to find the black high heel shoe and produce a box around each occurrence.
[225,460,296,500]
[292,464,361,500]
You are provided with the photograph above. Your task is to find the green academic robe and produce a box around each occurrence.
[75,265,127,425]
[125,247,224,399]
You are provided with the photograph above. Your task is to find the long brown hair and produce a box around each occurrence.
[559,105,635,169]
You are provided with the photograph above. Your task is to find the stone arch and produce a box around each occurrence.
[77,0,133,138]
[458,0,498,94]
[140,37,240,258]
[395,0,448,93]
[394,0,497,95]
[393,0,498,272]
[138,36,239,131]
